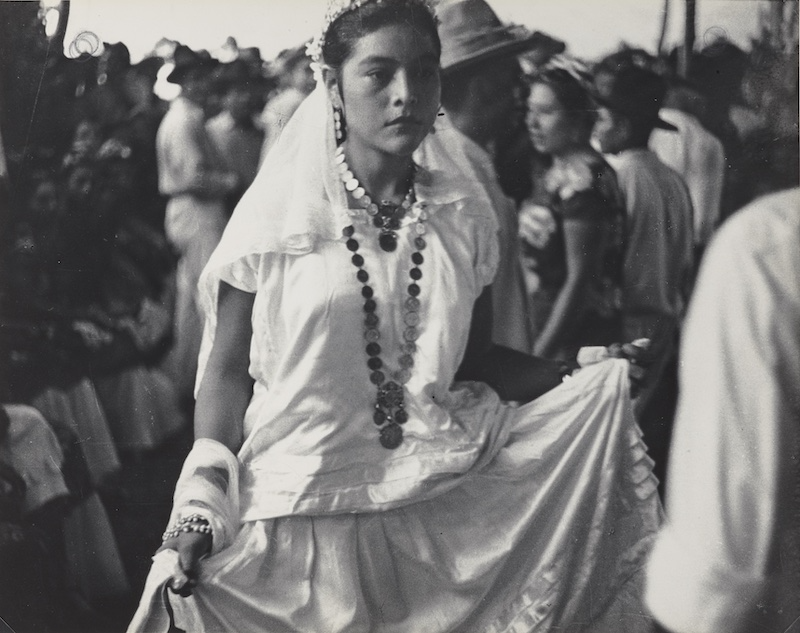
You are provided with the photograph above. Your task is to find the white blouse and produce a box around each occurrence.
[206,167,511,521]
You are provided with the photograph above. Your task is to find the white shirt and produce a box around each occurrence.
[206,111,264,191]
[416,123,533,353]
[606,148,694,322]
[650,108,725,247]
[645,188,800,633]
[0,404,69,514]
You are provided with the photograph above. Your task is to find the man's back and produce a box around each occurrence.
[607,148,693,324]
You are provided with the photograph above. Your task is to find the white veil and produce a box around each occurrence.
[195,83,349,392]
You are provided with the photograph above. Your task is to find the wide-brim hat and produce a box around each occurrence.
[438,0,548,74]
[593,65,678,131]
[167,45,219,84]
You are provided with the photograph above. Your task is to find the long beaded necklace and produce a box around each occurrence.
[336,145,428,449]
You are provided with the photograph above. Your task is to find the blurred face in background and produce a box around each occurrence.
[224,86,256,125]
[29,180,59,218]
[592,106,630,155]
[475,57,529,139]
[66,166,93,203]
[180,69,210,107]
[527,82,584,156]
[288,60,316,94]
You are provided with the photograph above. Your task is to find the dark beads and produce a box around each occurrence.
[340,218,423,450]
[378,381,403,407]
[373,216,384,228]
[379,233,398,252]
[379,423,403,449]
[400,341,416,354]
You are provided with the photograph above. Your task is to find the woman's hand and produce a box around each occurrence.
[157,531,213,597]
[606,339,651,396]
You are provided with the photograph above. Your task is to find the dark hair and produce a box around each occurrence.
[529,67,597,135]
[321,0,441,69]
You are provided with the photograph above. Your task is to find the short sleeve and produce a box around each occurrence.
[216,253,260,294]
[559,157,623,223]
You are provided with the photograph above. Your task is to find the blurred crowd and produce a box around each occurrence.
[0,0,797,631]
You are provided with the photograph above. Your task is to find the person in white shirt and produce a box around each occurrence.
[156,47,239,402]
[206,60,265,215]
[645,187,800,633]
[649,79,725,256]
[417,0,545,353]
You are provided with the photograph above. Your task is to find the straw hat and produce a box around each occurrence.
[438,0,543,74]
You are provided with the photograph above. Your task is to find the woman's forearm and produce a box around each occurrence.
[534,274,589,357]
[194,366,253,453]
[192,283,256,453]
[458,344,574,403]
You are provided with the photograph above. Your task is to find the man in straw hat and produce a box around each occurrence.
[592,61,694,491]
[156,45,240,404]
[417,0,563,354]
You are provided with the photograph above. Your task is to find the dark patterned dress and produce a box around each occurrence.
[521,149,625,359]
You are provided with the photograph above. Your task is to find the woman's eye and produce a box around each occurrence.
[367,69,391,83]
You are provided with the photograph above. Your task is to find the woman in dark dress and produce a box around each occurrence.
[520,57,626,360]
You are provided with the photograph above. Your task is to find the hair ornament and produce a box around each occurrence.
[306,0,438,65]
[542,54,594,92]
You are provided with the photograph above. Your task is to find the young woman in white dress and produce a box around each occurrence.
[130,2,660,631]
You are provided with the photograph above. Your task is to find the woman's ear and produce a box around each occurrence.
[321,65,342,109]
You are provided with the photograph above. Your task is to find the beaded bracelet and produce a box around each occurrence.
[161,513,213,542]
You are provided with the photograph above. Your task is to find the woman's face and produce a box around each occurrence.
[332,23,440,159]
[527,82,583,157]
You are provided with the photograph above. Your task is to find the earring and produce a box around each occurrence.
[333,107,345,142]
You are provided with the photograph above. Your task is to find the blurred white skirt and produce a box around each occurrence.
[132,360,661,632]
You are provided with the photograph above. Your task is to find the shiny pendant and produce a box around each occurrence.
[379,423,403,449]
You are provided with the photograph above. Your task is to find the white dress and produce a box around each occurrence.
[131,158,661,632]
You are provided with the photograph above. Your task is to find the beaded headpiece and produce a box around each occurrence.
[307,0,438,65]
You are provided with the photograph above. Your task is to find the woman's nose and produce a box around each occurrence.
[392,70,418,105]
